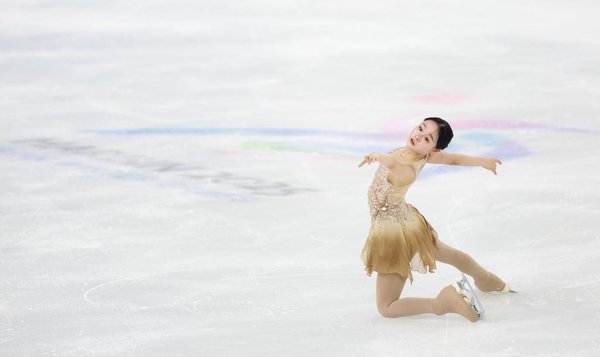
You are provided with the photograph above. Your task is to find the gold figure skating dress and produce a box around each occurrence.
[361,149,438,282]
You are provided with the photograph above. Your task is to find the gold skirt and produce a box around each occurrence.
[361,204,438,282]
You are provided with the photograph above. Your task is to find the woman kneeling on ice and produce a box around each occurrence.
[358,117,515,322]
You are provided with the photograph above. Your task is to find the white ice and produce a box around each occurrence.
[1,1,600,356]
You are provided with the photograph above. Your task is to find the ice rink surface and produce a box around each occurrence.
[2,1,600,356]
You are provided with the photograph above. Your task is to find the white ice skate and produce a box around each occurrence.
[452,274,485,320]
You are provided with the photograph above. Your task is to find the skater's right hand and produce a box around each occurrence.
[358,153,380,167]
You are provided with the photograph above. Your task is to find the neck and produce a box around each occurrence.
[400,147,426,163]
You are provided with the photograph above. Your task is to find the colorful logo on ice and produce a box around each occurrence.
[84,119,597,180]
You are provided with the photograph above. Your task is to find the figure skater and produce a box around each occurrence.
[358,117,513,322]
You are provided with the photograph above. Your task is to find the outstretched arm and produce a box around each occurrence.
[428,151,502,175]
[358,152,395,168]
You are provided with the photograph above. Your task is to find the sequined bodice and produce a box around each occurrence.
[368,150,427,223]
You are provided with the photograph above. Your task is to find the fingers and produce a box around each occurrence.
[488,158,501,175]
[358,157,370,167]
[358,155,375,167]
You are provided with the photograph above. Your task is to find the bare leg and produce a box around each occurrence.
[375,272,478,321]
[434,239,507,292]
[376,272,434,317]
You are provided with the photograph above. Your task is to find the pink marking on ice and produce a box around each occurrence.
[450,120,544,130]
[380,118,415,132]
[411,95,467,104]
[381,118,571,132]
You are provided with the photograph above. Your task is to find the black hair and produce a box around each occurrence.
[424,117,453,150]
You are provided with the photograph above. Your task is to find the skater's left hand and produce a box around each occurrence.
[482,157,502,175]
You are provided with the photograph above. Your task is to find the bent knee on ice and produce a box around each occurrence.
[377,304,396,318]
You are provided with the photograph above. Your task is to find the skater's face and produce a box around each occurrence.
[407,120,440,155]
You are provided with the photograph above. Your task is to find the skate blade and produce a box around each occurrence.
[454,274,485,319]
[500,284,518,294]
